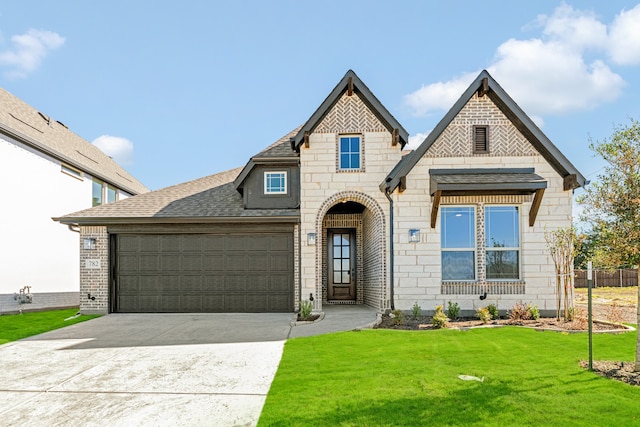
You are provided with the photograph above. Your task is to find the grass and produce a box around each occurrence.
[0,308,100,345]
[259,327,640,426]
[575,286,637,305]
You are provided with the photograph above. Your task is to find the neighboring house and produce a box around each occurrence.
[0,87,148,305]
[56,70,586,316]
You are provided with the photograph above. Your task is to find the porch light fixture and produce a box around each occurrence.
[408,229,420,243]
[307,233,316,246]
[83,237,97,250]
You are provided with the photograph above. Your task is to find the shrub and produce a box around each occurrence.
[391,309,405,326]
[508,302,533,322]
[432,305,449,328]
[476,307,491,324]
[446,301,460,320]
[300,300,313,320]
[487,303,499,320]
[411,302,422,320]
[530,304,540,320]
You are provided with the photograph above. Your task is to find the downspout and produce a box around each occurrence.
[67,224,80,233]
[384,188,395,310]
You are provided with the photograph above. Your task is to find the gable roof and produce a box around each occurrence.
[381,70,587,193]
[233,127,300,192]
[54,166,299,225]
[290,70,409,151]
[0,87,148,195]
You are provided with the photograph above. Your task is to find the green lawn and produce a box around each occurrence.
[0,308,100,345]
[259,327,640,426]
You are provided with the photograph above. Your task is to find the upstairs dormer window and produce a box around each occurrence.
[339,135,361,171]
[264,171,287,194]
[473,125,489,153]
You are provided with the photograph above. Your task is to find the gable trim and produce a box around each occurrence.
[290,70,409,151]
[381,70,586,194]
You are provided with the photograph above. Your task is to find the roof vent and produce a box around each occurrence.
[56,120,68,129]
[37,112,51,125]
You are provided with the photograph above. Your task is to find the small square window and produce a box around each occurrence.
[264,171,287,194]
[473,126,489,153]
[339,136,361,170]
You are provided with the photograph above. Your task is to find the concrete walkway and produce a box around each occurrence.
[0,306,378,427]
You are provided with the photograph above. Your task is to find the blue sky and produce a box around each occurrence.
[1,1,640,193]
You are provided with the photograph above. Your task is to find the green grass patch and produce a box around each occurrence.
[0,308,100,345]
[259,327,640,426]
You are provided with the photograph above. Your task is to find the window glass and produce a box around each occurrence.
[441,206,476,280]
[92,179,103,207]
[264,172,286,194]
[485,206,520,280]
[107,185,117,204]
[339,136,360,170]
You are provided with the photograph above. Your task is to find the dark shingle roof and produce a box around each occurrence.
[429,168,547,195]
[55,167,299,225]
[0,87,148,195]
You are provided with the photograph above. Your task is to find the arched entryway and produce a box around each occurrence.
[315,191,387,311]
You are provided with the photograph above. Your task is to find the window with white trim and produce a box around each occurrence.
[441,206,476,280]
[264,171,287,194]
[339,135,361,170]
[485,206,520,280]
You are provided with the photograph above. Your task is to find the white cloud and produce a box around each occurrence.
[608,4,640,65]
[407,131,431,150]
[92,135,134,166]
[0,29,65,79]
[403,4,630,121]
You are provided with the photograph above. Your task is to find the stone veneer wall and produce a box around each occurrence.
[79,226,109,314]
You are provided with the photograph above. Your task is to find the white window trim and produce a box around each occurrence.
[338,134,363,171]
[441,205,477,282]
[484,205,522,281]
[61,164,84,181]
[264,171,287,194]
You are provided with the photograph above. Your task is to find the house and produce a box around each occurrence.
[55,70,585,316]
[0,87,148,310]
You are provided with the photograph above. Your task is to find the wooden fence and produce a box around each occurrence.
[574,269,638,288]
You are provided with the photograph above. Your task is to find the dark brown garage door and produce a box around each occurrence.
[113,233,294,313]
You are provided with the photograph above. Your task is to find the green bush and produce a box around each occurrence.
[446,301,460,320]
[300,300,313,320]
[431,305,449,328]
[530,304,540,320]
[487,303,499,320]
[391,309,405,325]
[411,302,422,320]
[476,307,491,324]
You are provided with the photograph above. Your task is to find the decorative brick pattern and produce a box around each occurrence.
[427,93,537,158]
[315,92,386,134]
[442,195,530,205]
[441,282,525,295]
[79,226,109,314]
[315,191,387,311]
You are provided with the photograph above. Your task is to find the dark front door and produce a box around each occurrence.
[328,229,356,300]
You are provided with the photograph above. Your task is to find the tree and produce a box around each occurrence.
[545,227,578,321]
[577,119,640,371]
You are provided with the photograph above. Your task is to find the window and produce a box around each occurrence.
[339,135,361,170]
[264,171,287,194]
[61,164,83,180]
[441,207,476,280]
[485,206,520,280]
[106,185,117,204]
[92,179,104,207]
[473,125,488,153]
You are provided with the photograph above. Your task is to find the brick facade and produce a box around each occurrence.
[79,226,109,314]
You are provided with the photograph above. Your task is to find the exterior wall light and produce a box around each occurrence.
[307,233,316,246]
[83,237,97,250]
[408,229,420,243]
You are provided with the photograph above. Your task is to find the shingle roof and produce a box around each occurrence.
[429,168,547,195]
[0,87,148,195]
[55,167,299,225]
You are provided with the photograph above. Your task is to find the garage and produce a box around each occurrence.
[112,233,294,313]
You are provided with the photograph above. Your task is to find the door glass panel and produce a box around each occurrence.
[331,232,352,284]
[334,235,342,245]
[342,271,350,283]
[334,272,341,283]
[334,247,341,258]
[334,260,341,272]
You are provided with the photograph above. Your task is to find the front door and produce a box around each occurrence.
[328,229,356,300]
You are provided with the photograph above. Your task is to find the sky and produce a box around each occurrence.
[1,1,640,195]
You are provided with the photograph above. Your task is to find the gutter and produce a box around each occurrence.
[384,188,395,310]
[52,215,301,226]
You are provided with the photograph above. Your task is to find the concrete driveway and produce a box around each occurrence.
[0,307,378,426]
[0,313,293,427]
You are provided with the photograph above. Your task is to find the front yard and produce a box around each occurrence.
[259,326,640,426]
[0,308,99,345]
